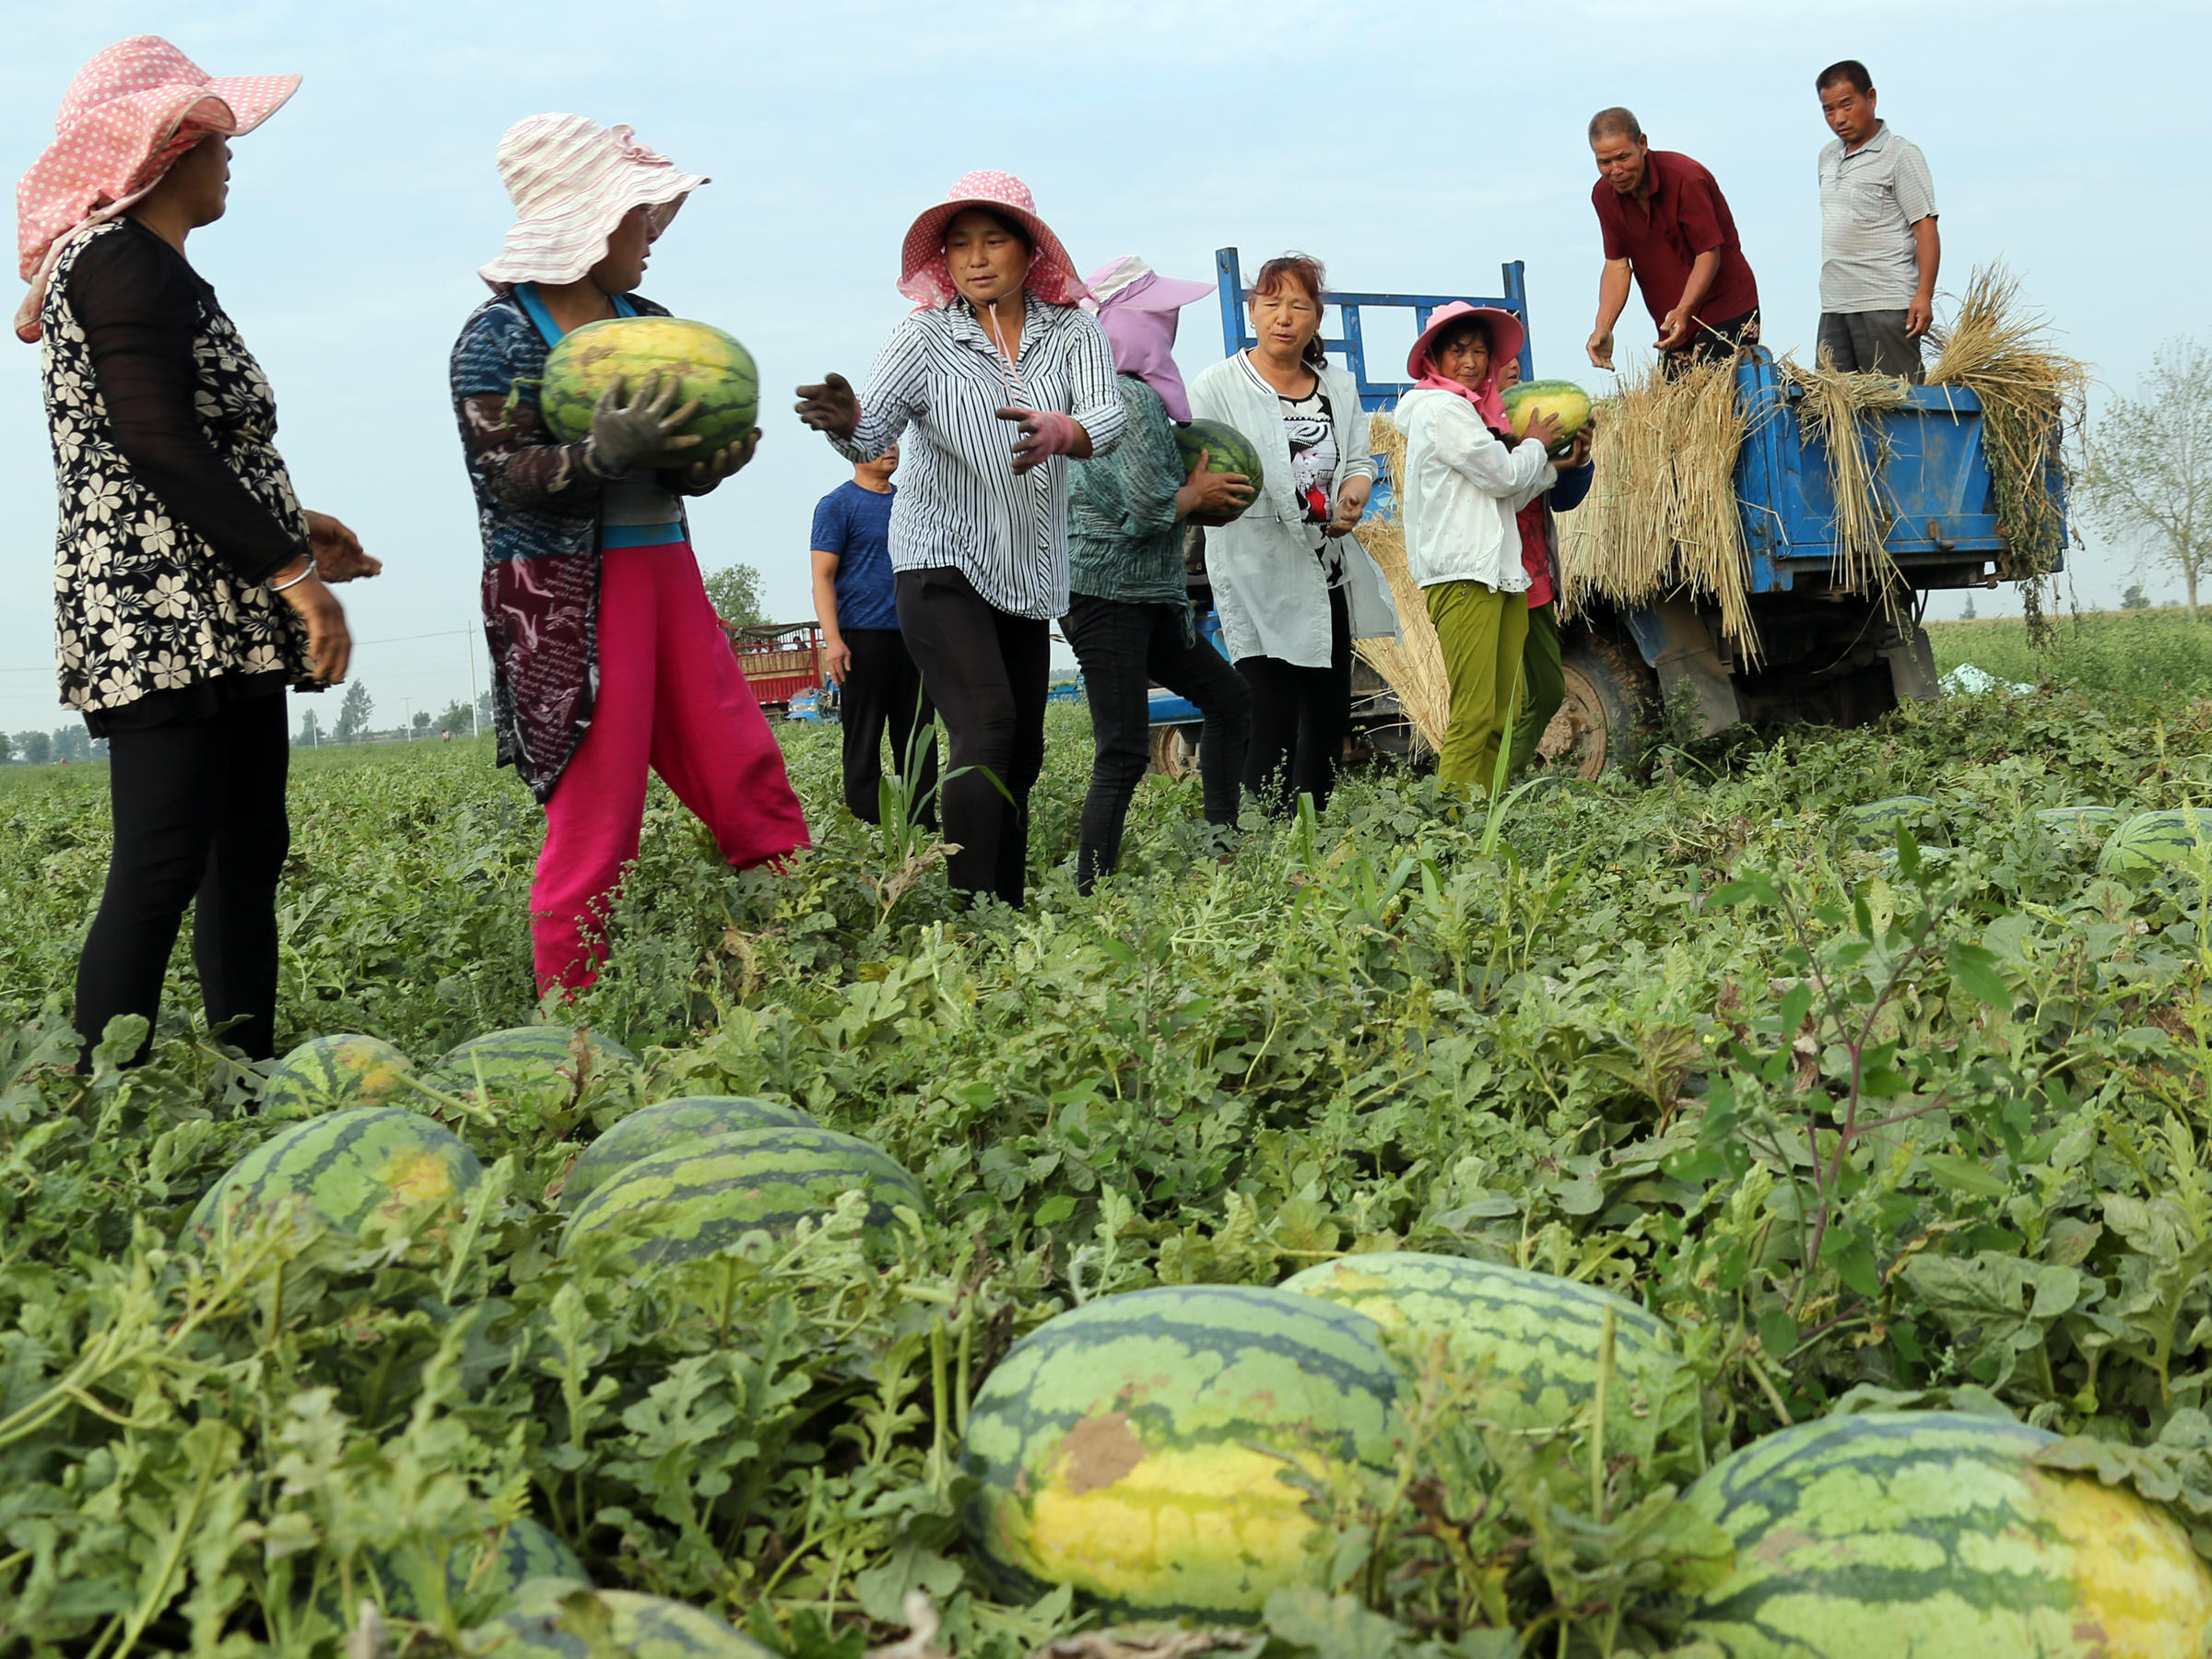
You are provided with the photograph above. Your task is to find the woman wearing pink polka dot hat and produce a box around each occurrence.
[795,172,1125,910]
[17,37,378,1068]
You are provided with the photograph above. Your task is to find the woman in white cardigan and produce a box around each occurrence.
[1188,253,1397,816]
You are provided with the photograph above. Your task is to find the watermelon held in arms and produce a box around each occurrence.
[1279,1251,1677,1429]
[560,1095,818,1208]
[559,1125,928,1264]
[473,1580,774,1657]
[1681,1410,2212,1658]
[1502,379,1593,450]
[188,1108,483,1240]
[538,317,759,468]
[960,1284,1408,1621]
[432,1026,638,1103]
[260,1034,419,1119]
[1172,418,1266,527]
[2097,807,2212,877]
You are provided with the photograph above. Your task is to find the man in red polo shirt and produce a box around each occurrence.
[1584,107,1759,374]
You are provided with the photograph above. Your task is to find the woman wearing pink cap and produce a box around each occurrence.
[450,114,806,994]
[18,37,376,1065]
[795,172,1124,911]
[1394,302,1564,790]
[1064,256,1253,892]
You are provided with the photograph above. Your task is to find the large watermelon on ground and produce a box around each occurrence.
[1841,794,1941,847]
[1279,1252,1675,1428]
[2035,805,2121,840]
[561,1096,818,1208]
[559,1126,926,1263]
[1681,1410,2212,1656]
[433,1026,638,1102]
[2097,807,2212,877]
[1502,378,1593,449]
[1172,418,1265,527]
[961,1284,1408,1621]
[261,1034,419,1119]
[189,1108,482,1238]
[345,1518,584,1621]
[539,317,759,467]
[473,1581,772,1657]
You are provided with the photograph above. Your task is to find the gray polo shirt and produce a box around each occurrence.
[1818,123,1937,313]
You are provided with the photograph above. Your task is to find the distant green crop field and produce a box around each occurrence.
[1928,606,2212,699]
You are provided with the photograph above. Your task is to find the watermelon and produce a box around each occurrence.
[474,1581,772,1657]
[346,1518,584,1622]
[1503,378,1593,449]
[2097,808,2212,877]
[561,1095,818,1208]
[1173,418,1266,527]
[1842,795,1940,847]
[189,1108,482,1238]
[1279,1252,1675,1428]
[433,1026,638,1103]
[2035,805,2121,840]
[559,1125,927,1263]
[1681,1411,2212,1657]
[261,1034,419,1120]
[539,317,759,467]
[960,1285,1408,1621]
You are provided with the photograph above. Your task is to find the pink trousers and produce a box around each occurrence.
[532,542,809,993]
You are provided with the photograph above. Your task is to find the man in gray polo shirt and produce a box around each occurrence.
[1815,58,1938,381]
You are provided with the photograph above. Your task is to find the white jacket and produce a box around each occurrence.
[1188,354,1399,667]
[1394,386,1556,591]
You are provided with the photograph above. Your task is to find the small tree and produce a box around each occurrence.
[2120,582,2149,610]
[701,562,769,629]
[297,706,323,746]
[1960,593,1977,620]
[0,731,13,763]
[17,731,53,766]
[51,726,90,762]
[437,698,473,735]
[2086,336,2211,618]
[411,709,432,737]
[477,688,496,730]
[335,681,373,743]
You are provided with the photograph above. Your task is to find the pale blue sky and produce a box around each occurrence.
[1,0,2202,733]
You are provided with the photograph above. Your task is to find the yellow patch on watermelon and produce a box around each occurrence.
[375,1148,463,1213]
[2031,1467,2212,1654]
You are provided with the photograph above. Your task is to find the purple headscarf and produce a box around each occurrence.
[1085,255,1213,423]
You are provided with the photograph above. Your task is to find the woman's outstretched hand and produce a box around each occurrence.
[304,511,380,582]
[997,406,1085,474]
[794,373,860,439]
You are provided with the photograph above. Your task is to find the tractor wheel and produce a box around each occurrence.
[1148,724,1202,779]
[1545,638,1658,778]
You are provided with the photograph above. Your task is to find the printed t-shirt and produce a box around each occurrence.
[1237,352,1345,581]
[811,480,900,629]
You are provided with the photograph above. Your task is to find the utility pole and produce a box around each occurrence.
[401,696,414,740]
[465,629,481,738]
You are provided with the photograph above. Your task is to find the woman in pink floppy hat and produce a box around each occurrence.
[18,36,378,1066]
[451,113,806,994]
[796,171,1124,911]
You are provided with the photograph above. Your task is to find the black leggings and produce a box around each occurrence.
[75,692,290,1065]
[1237,582,1352,816]
[894,567,1049,908]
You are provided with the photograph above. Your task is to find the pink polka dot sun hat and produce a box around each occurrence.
[898,171,1088,310]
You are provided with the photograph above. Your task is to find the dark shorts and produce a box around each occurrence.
[1817,311,1924,382]
[1663,308,1759,376]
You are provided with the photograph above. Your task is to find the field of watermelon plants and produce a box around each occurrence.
[4,670,2212,1657]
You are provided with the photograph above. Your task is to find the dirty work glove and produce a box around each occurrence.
[585,373,700,477]
[997,406,1079,475]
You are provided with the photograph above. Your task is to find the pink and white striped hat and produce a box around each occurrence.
[15,35,298,342]
[477,114,708,289]
[898,171,1088,310]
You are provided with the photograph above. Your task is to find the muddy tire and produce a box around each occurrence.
[1148,724,1202,779]
[1545,637,1658,778]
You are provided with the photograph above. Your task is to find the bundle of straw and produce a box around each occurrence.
[1780,354,1912,605]
[1926,264,2086,582]
[1355,414,1450,754]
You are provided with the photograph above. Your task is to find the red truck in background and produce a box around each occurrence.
[722,620,825,714]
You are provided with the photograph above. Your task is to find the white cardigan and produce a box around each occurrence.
[1188,354,1399,667]
[1394,387,1556,591]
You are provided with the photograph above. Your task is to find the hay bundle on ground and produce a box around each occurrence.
[1356,414,1450,754]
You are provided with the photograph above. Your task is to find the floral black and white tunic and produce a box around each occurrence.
[40,218,312,727]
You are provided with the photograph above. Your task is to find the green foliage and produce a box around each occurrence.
[703,563,770,629]
[0,682,2209,1652]
[1929,606,2212,698]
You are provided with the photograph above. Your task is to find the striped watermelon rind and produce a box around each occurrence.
[1173,418,1266,527]
[432,1026,638,1100]
[260,1034,420,1120]
[559,1125,927,1264]
[2097,808,2212,877]
[560,1095,819,1208]
[2033,805,2120,840]
[475,1581,773,1656]
[189,1108,483,1238]
[1683,1410,2212,1657]
[960,1284,1408,1620]
[540,317,760,466]
[343,1517,583,1622]
[1279,1251,1676,1427]
[1841,795,1942,847]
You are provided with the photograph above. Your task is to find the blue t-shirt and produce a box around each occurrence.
[811,481,899,629]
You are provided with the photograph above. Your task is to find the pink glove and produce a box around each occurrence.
[996,406,1080,474]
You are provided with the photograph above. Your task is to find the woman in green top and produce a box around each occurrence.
[1064,258,1253,891]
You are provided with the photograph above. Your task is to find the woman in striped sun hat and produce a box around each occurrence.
[794,171,1125,911]
[449,113,807,994]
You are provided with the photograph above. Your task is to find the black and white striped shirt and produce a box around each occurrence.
[833,299,1124,619]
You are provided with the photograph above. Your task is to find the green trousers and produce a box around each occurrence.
[1509,602,1564,774]
[1425,580,1528,790]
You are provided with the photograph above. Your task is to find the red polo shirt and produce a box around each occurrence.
[1593,150,1759,331]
